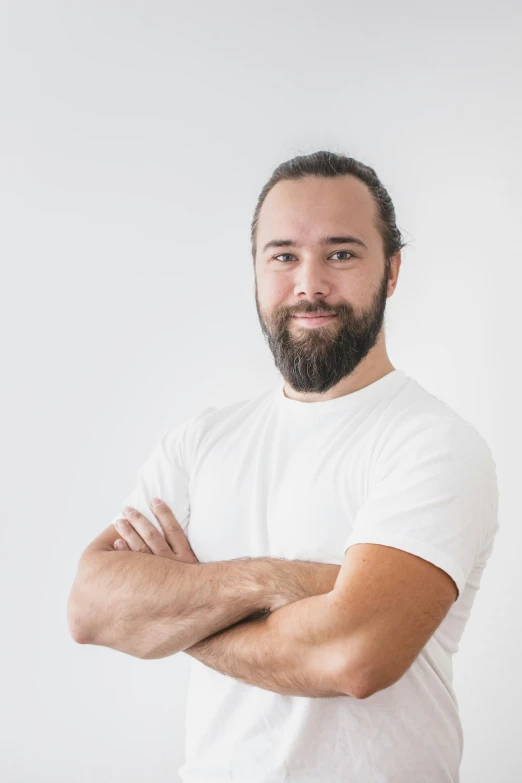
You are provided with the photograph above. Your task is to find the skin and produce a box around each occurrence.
[113,502,199,563]
[114,172,402,552]
[113,173,401,560]
[253,173,401,400]
[77,174,457,700]
[110,502,353,697]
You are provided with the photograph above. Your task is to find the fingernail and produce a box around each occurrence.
[151,498,162,506]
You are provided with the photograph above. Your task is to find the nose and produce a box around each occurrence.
[293,261,332,300]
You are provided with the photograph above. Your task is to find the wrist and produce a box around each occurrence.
[260,559,341,612]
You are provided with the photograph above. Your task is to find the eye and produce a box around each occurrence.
[273,251,355,263]
[331,250,355,261]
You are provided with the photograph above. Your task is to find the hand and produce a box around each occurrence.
[113,499,199,564]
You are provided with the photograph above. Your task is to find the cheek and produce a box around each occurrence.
[258,275,291,309]
[337,271,372,304]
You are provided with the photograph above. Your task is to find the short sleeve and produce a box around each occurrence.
[109,406,216,535]
[343,416,499,600]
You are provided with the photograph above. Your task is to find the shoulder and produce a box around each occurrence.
[368,376,499,553]
[163,385,277,467]
[371,375,498,500]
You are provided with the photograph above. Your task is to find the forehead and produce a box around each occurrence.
[257,175,379,248]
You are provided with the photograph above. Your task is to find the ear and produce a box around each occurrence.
[387,251,401,296]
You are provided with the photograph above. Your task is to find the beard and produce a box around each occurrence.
[255,262,390,394]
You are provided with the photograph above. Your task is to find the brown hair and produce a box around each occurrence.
[250,150,408,264]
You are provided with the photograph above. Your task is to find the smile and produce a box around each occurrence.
[292,314,338,328]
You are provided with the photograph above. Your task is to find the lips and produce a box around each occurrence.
[292,313,336,318]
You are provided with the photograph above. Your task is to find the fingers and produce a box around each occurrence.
[149,498,198,561]
[114,538,130,550]
[114,501,198,563]
[115,507,174,557]
[114,516,153,554]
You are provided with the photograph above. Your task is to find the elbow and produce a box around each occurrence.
[338,656,401,700]
[67,583,150,659]
[314,639,376,699]
[67,595,94,645]
[69,624,92,646]
[335,645,381,700]
[347,679,378,700]
[338,668,376,700]
[66,560,103,646]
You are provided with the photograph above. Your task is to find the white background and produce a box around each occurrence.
[1,1,520,781]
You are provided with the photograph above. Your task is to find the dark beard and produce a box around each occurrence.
[255,263,389,394]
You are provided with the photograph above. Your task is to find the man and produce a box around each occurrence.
[67,151,499,782]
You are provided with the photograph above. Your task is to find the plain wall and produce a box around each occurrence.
[1,1,520,780]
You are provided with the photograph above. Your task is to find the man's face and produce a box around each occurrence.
[254,174,395,394]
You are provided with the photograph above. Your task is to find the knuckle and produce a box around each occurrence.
[145,526,160,542]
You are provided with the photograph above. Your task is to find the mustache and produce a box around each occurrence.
[279,303,353,320]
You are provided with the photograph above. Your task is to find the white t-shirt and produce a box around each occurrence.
[111,369,499,783]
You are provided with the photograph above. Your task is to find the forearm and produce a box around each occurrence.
[70,551,279,659]
[184,589,352,698]
[70,549,340,661]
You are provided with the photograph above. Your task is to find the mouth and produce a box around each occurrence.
[291,313,338,328]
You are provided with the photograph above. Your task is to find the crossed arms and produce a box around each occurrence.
[67,503,458,700]
[67,520,350,698]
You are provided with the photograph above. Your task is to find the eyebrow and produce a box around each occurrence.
[261,235,368,253]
